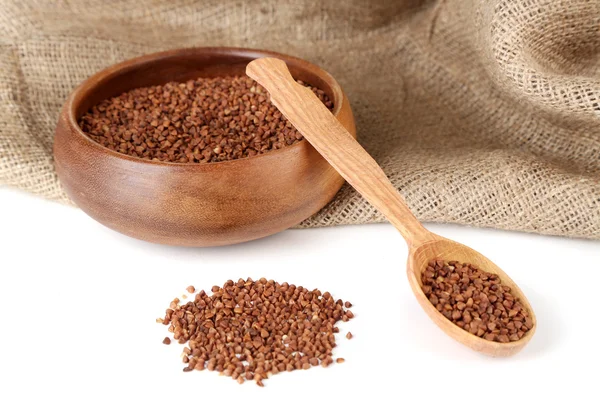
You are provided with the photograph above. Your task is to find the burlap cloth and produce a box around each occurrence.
[1,0,598,239]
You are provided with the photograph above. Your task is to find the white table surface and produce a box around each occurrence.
[0,186,598,399]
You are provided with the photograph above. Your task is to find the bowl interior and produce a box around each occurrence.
[73,48,342,128]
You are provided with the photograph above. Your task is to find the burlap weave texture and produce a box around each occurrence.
[0,0,598,238]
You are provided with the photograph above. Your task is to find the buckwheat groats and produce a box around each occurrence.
[79,76,333,163]
[158,278,353,386]
[422,259,533,343]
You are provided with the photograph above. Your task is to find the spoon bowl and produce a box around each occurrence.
[407,237,537,357]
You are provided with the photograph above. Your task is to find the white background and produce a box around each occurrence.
[0,186,598,399]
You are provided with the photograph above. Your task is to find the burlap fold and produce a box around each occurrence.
[1,0,598,239]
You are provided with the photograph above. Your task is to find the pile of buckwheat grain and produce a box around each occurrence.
[79,76,333,163]
[422,259,533,343]
[157,278,353,386]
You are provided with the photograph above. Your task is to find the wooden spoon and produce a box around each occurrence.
[247,57,536,357]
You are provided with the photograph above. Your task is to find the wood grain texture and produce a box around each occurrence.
[247,57,536,356]
[54,48,356,247]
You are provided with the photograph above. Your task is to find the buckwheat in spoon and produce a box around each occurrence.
[247,58,536,357]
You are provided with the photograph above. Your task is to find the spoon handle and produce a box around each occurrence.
[247,57,432,247]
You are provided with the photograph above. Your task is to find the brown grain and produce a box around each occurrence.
[422,259,532,343]
[79,76,333,163]
[160,279,352,386]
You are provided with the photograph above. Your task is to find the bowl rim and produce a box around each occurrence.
[63,46,347,169]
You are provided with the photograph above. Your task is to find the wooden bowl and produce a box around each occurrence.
[54,47,355,247]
